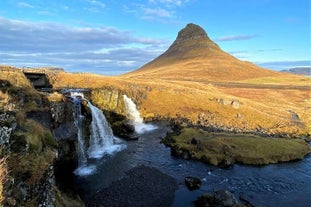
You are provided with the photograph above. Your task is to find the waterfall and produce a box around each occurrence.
[69,91,125,176]
[72,97,87,167]
[123,94,157,134]
[87,101,125,158]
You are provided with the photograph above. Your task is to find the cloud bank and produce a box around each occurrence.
[0,17,168,75]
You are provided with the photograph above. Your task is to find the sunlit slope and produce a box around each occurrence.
[51,70,311,136]
[123,23,284,82]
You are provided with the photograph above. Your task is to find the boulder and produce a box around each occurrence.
[214,190,239,207]
[185,176,201,190]
[112,121,139,140]
[191,137,198,144]
[194,190,241,207]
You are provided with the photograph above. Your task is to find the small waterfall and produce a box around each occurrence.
[87,101,125,158]
[72,96,87,167]
[123,94,157,134]
[69,91,125,176]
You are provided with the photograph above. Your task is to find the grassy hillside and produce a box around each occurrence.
[49,69,311,137]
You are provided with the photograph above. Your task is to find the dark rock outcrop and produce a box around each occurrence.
[86,165,178,207]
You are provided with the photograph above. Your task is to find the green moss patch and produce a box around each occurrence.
[163,127,311,165]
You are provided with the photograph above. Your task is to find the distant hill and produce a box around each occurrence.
[123,23,281,81]
[281,67,311,76]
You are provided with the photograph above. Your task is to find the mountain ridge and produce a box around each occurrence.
[281,67,311,76]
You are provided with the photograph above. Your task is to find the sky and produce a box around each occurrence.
[0,0,310,75]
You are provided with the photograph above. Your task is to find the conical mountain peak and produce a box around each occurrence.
[125,23,278,81]
[132,23,223,70]
[175,23,209,42]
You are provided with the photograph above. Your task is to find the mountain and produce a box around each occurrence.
[124,23,281,81]
[281,67,311,76]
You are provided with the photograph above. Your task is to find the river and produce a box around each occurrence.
[74,122,311,207]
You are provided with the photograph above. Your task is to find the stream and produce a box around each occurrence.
[74,122,311,207]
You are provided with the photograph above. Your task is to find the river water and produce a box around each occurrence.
[75,122,311,207]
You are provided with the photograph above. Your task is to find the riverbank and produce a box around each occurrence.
[162,127,311,166]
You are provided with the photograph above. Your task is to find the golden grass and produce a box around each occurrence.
[50,70,311,136]
[0,65,32,88]
[0,156,7,206]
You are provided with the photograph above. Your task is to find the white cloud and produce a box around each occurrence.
[215,34,258,41]
[88,0,106,9]
[143,7,173,18]
[0,17,168,75]
[148,0,188,7]
[17,2,34,9]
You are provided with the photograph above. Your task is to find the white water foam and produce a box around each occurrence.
[73,164,96,176]
[87,101,126,159]
[123,94,157,134]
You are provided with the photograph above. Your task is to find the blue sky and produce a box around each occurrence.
[0,0,310,75]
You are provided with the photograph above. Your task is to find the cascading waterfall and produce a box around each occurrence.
[87,101,125,158]
[123,94,157,134]
[69,91,125,176]
[72,96,87,167]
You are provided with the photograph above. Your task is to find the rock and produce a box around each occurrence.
[0,112,16,146]
[49,101,72,125]
[0,79,11,87]
[0,126,12,145]
[122,123,135,133]
[170,145,181,157]
[185,176,201,190]
[214,190,239,207]
[288,110,300,121]
[112,121,139,140]
[194,194,214,207]
[170,145,191,159]
[194,190,240,207]
[53,122,77,141]
[197,142,204,151]
[191,137,198,144]
[180,149,191,160]
[231,100,240,109]
[91,88,126,115]
[0,112,16,126]
[26,111,53,129]
[219,157,235,169]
